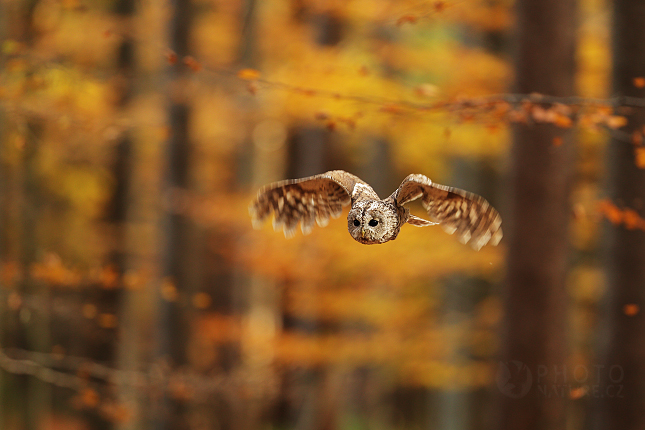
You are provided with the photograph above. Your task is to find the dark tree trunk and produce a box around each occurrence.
[498,0,577,429]
[0,0,8,424]
[13,1,52,429]
[107,0,140,429]
[154,1,194,429]
[593,1,645,429]
[19,120,50,430]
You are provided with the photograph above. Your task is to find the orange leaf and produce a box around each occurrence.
[553,114,573,128]
[182,56,202,72]
[623,209,643,230]
[314,111,330,120]
[507,109,528,124]
[98,313,118,328]
[606,115,628,129]
[598,200,623,225]
[246,81,258,95]
[460,113,475,122]
[192,292,212,309]
[380,104,405,114]
[237,68,261,80]
[396,15,418,26]
[569,386,587,399]
[633,77,645,88]
[165,51,178,65]
[632,131,643,145]
[531,105,549,122]
[101,403,131,424]
[486,124,500,134]
[623,303,640,316]
[296,88,316,96]
[81,388,100,408]
[552,136,563,146]
[635,147,645,169]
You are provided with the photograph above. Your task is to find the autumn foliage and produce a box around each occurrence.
[0,0,638,429]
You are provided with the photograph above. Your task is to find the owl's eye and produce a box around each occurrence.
[353,219,360,226]
[368,219,379,227]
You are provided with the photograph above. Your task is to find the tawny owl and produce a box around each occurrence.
[249,170,502,250]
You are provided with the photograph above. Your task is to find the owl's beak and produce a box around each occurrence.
[361,229,366,238]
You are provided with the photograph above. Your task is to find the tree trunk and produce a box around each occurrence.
[154,1,194,429]
[108,0,141,428]
[498,0,576,429]
[0,0,7,424]
[20,120,50,430]
[593,1,645,429]
[14,1,52,429]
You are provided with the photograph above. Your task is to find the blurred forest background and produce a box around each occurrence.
[1,0,644,429]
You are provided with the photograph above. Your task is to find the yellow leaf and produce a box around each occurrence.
[237,68,261,80]
[606,115,628,129]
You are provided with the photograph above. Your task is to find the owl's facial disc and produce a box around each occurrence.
[347,207,364,242]
[347,201,399,245]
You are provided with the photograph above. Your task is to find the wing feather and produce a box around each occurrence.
[393,174,502,250]
[249,170,370,237]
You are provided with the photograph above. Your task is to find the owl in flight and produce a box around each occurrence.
[249,170,502,250]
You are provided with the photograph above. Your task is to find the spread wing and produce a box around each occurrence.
[249,170,371,238]
[393,174,503,250]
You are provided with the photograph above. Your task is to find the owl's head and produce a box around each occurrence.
[347,200,400,244]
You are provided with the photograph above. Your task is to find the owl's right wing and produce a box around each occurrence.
[393,174,502,250]
[249,170,372,238]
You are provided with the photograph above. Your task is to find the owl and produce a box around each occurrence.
[249,170,502,250]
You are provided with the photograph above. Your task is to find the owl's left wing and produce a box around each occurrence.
[393,174,502,250]
[249,170,370,238]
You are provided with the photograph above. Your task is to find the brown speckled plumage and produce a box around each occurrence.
[249,170,502,250]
